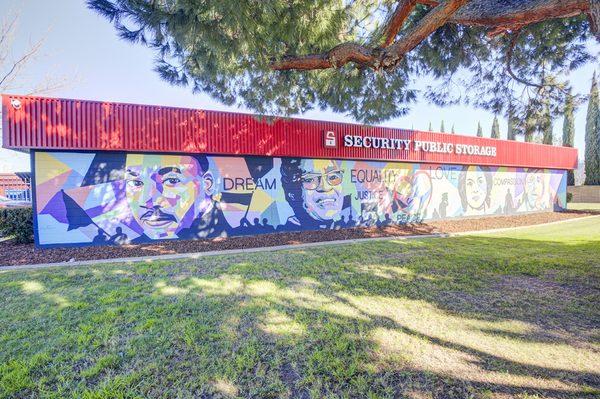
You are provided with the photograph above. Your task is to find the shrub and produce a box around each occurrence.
[566,192,573,203]
[0,207,34,244]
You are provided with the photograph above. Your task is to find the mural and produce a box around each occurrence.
[33,151,567,246]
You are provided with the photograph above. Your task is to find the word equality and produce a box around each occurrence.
[343,135,497,157]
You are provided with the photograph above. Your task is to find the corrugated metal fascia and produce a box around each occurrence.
[0,94,579,169]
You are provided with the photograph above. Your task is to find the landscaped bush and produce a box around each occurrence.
[567,192,573,203]
[0,207,34,244]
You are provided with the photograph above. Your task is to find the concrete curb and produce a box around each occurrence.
[1,214,598,273]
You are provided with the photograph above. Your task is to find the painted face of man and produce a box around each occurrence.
[298,159,344,221]
[465,166,488,210]
[124,154,213,239]
[525,170,544,208]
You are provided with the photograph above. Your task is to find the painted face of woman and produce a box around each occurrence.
[465,168,488,210]
[298,159,344,221]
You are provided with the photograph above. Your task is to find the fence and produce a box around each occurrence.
[567,185,600,203]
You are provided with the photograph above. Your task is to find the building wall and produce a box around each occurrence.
[33,150,567,247]
[0,173,31,201]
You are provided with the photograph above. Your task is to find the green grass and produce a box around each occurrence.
[1,217,599,398]
[568,202,600,211]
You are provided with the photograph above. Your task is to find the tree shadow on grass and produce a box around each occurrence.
[0,235,599,398]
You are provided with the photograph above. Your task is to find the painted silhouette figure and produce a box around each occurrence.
[92,228,108,245]
[108,227,128,245]
[439,193,448,218]
[261,218,275,233]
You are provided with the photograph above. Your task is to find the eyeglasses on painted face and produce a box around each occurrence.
[297,170,344,190]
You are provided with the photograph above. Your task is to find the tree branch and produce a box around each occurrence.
[505,30,546,89]
[0,40,43,88]
[271,42,376,71]
[381,0,417,47]
[383,0,469,66]
[271,0,594,73]
[506,29,565,91]
[449,0,588,27]
[272,0,468,71]
[591,0,600,40]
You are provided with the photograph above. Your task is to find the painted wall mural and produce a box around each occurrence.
[33,151,567,246]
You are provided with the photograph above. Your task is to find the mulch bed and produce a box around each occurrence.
[0,211,596,267]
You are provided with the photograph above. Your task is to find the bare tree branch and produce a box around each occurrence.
[0,12,72,96]
[0,40,43,87]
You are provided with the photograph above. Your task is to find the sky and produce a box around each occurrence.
[0,0,597,173]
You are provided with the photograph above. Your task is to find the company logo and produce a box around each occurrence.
[324,131,337,148]
[10,99,22,110]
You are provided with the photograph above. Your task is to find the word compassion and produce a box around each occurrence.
[343,135,497,157]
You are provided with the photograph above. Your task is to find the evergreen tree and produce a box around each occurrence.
[491,116,500,139]
[440,120,445,133]
[88,0,599,124]
[507,109,516,140]
[451,124,455,134]
[524,102,536,143]
[562,90,576,185]
[542,101,553,145]
[476,122,483,137]
[585,72,600,185]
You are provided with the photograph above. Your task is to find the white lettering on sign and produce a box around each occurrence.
[344,135,412,151]
[342,134,496,157]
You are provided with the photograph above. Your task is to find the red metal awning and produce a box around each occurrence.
[2,94,578,170]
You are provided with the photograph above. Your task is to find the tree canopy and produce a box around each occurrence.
[562,89,576,185]
[585,73,600,184]
[491,115,500,138]
[88,0,599,125]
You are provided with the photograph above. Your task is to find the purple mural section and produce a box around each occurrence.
[33,151,567,247]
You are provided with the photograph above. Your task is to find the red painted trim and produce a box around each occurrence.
[1,94,578,170]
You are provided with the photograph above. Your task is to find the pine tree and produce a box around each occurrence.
[524,102,536,143]
[491,115,500,139]
[562,90,576,185]
[507,109,516,140]
[451,124,455,134]
[88,0,597,124]
[585,72,600,185]
[542,101,553,145]
[428,122,432,132]
[476,122,483,137]
[440,120,445,133]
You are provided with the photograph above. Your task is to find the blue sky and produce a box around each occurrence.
[0,0,597,172]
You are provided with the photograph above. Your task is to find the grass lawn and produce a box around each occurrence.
[568,202,600,211]
[1,218,599,399]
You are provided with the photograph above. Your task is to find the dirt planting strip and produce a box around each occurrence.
[0,211,595,267]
